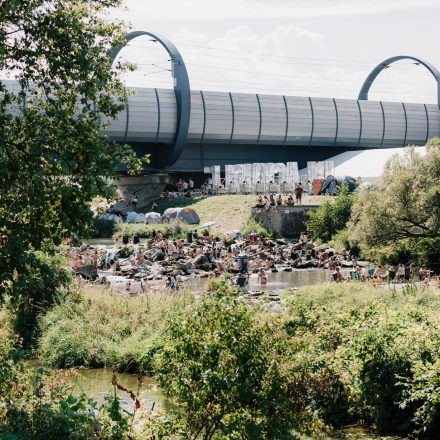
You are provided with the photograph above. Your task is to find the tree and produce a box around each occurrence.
[306,183,355,243]
[154,284,313,439]
[0,0,145,342]
[349,146,440,249]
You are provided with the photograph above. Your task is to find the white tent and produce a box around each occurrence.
[144,212,162,224]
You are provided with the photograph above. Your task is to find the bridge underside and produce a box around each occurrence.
[129,141,354,172]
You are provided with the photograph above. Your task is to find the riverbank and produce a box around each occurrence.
[33,281,440,438]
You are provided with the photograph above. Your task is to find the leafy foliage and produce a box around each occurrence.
[0,334,135,439]
[306,183,356,243]
[0,0,147,342]
[154,283,320,439]
[349,146,440,247]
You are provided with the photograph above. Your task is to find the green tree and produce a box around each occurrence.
[0,0,145,343]
[154,284,315,439]
[349,146,440,262]
[306,183,355,243]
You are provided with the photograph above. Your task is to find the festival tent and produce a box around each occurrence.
[126,211,145,223]
[144,212,162,225]
[162,207,200,225]
[319,175,357,195]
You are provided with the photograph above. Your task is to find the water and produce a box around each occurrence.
[68,368,171,413]
[68,370,394,439]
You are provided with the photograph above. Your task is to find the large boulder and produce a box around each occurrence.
[74,265,98,280]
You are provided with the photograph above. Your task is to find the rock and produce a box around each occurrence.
[296,260,318,269]
[314,243,329,252]
[120,265,133,273]
[74,264,98,280]
[116,246,134,259]
[340,260,353,267]
[276,239,287,245]
[172,270,185,276]
[357,260,370,267]
[176,260,193,272]
[152,250,165,261]
[282,267,292,272]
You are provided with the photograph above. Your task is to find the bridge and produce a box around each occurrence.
[4,31,440,174]
[104,31,440,172]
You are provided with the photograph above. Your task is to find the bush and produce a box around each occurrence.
[154,283,322,439]
[306,183,355,242]
[282,283,440,437]
[90,218,116,239]
[113,221,193,241]
[0,336,137,439]
[240,216,273,238]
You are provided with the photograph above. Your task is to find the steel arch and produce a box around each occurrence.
[109,31,191,168]
[358,55,440,107]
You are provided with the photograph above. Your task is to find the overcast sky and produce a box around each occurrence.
[112,0,440,104]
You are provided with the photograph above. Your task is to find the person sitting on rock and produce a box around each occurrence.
[286,195,295,206]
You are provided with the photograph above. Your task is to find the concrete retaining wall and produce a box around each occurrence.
[111,173,172,212]
[252,206,319,238]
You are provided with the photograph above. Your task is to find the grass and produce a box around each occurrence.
[142,194,257,233]
[38,286,193,372]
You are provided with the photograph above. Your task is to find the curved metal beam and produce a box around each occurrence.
[109,31,191,168]
[358,55,440,107]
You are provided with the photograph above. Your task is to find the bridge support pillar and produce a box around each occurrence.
[110,173,172,212]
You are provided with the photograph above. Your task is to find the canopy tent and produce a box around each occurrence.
[144,212,162,224]
[162,207,200,225]
[319,175,357,195]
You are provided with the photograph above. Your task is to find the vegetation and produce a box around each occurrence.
[113,221,193,241]
[0,0,146,344]
[306,183,356,243]
[39,286,192,373]
[34,281,440,438]
[153,283,320,439]
[0,332,143,439]
[144,195,257,234]
[349,145,440,266]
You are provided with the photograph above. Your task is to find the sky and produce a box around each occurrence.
[112,0,440,104]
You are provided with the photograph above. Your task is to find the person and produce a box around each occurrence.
[388,265,396,282]
[125,281,133,295]
[397,263,405,282]
[294,183,304,204]
[307,179,313,196]
[130,193,138,208]
[332,267,344,282]
[141,277,149,294]
[257,268,267,285]
[182,180,188,192]
[276,194,283,206]
[419,265,430,281]
[188,178,194,191]
[269,194,276,207]
[286,195,294,206]
[176,179,183,192]
[165,276,175,290]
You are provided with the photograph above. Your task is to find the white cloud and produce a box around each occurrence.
[120,0,440,21]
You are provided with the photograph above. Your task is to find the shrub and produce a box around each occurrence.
[154,284,321,439]
[113,221,193,241]
[90,218,116,239]
[306,183,355,242]
[241,216,273,238]
[0,336,136,439]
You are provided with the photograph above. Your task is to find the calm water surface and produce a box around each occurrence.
[69,368,172,413]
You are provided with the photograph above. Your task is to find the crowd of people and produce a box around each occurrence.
[68,226,437,296]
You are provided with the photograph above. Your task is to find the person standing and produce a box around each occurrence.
[294,183,304,204]
[188,178,194,191]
